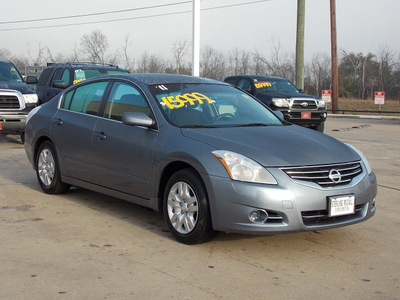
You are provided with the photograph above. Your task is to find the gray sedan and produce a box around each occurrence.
[24,74,377,244]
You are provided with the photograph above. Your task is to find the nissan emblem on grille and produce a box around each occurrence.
[329,169,342,183]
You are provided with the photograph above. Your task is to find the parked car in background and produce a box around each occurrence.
[0,60,38,142]
[224,75,327,132]
[35,62,129,104]
[25,74,376,244]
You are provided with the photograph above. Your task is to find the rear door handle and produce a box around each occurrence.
[51,118,63,125]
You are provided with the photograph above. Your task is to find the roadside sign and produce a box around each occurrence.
[322,90,331,102]
[375,91,385,105]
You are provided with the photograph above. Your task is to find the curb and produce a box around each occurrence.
[328,114,400,120]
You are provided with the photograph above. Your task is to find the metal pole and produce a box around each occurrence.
[330,0,339,112]
[192,0,200,76]
[295,0,305,90]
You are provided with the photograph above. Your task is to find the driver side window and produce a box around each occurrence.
[238,79,252,92]
[105,82,150,121]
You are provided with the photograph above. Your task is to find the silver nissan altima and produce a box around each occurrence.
[24,74,377,244]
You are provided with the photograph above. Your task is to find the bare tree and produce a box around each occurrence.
[26,42,46,66]
[80,30,109,64]
[306,53,331,96]
[227,49,252,75]
[0,48,12,60]
[172,39,190,74]
[136,52,166,73]
[200,46,226,80]
[121,35,134,71]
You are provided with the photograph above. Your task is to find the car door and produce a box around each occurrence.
[50,80,109,182]
[91,81,158,200]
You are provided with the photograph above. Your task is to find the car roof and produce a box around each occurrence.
[83,73,227,86]
[0,60,14,65]
[125,73,225,85]
[45,62,128,71]
[226,75,288,81]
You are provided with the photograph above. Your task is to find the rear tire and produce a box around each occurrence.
[36,141,70,194]
[163,169,215,244]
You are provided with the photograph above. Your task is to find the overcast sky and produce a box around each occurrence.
[1,0,399,62]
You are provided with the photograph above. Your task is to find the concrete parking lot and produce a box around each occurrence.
[0,117,399,299]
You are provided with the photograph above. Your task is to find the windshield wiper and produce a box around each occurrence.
[233,123,272,127]
[181,125,219,128]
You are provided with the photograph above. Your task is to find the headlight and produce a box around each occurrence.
[346,144,372,174]
[213,150,277,184]
[23,93,39,104]
[317,100,326,108]
[272,98,289,107]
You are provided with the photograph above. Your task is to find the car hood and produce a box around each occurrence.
[181,125,359,167]
[255,91,318,100]
[0,81,34,94]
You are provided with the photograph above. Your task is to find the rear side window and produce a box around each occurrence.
[63,81,108,115]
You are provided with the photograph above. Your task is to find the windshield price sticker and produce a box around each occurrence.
[255,82,272,89]
[329,195,355,217]
[161,92,213,109]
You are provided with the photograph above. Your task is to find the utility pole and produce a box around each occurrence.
[295,0,305,90]
[330,0,339,112]
[192,0,200,76]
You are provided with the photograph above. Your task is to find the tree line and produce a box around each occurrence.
[1,30,399,100]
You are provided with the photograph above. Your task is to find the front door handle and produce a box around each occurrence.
[94,131,107,140]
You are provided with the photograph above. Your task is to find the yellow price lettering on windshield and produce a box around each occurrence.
[255,82,272,89]
[161,92,213,109]
[73,78,85,85]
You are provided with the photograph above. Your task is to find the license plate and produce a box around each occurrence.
[329,195,355,217]
[301,112,311,119]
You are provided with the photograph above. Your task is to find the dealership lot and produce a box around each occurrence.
[0,117,399,299]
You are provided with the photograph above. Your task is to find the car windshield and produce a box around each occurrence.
[73,68,129,84]
[0,63,24,82]
[149,83,282,128]
[254,78,299,93]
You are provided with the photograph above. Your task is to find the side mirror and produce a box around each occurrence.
[298,88,304,93]
[122,112,155,128]
[53,80,68,89]
[25,75,38,84]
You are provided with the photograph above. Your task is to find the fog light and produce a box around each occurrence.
[371,198,376,211]
[249,210,268,224]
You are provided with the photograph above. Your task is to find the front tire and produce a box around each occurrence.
[163,169,215,244]
[315,122,325,133]
[36,141,70,194]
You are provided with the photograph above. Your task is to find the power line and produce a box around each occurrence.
[0,0,270,32]
[0,1,192,25]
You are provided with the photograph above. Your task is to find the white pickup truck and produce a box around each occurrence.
[0,60,38,142]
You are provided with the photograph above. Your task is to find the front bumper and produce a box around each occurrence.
[0,111,27,134]
[282,109,327,126]
[207,168,377,234]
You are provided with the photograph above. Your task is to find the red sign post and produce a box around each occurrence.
[322,90,332,103]
[374,91,385,115]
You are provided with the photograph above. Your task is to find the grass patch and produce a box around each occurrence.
[327,98,400,116]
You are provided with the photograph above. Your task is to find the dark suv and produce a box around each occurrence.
[36,63,129,103]
[224,75,327,132]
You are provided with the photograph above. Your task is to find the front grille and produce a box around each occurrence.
[281,162,363,187]
[0,95,20,109]
[302,203,366,226]
[291,99,317,110]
